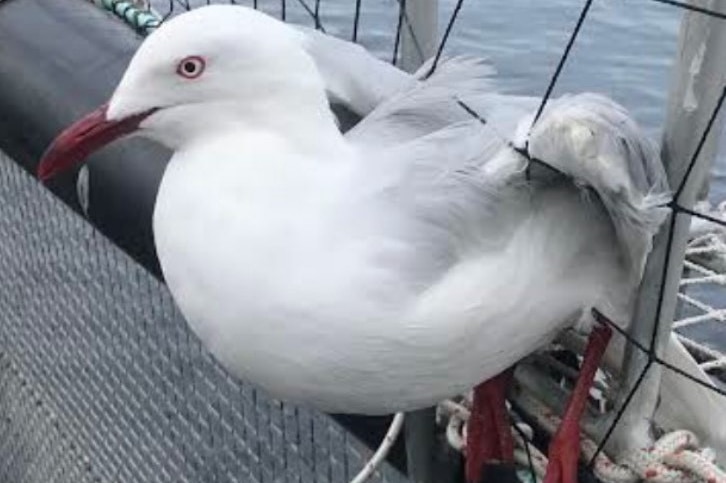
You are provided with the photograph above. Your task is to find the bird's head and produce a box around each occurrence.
[38,5,330,181]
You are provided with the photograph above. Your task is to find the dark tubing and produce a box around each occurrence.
[0,0,406,472]
[0,0,168,275]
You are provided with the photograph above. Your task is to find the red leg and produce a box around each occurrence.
[466,368,515,483]
[543,322,613,483]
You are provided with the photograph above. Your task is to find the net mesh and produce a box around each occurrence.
[679,220,726,385]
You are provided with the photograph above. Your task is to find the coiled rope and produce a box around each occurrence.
[437,392,726,483]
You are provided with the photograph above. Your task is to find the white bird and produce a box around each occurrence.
[38,5,672,482]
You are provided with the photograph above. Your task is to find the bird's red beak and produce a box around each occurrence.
[37,103,155,181]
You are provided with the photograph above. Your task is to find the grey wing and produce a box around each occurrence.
[370,120,525,253]
[297,29,504,146]
[522,93,670,277]
[345,56,498,146]
[298,26,415,116]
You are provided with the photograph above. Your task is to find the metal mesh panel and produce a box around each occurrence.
[0,151,408,483]
[677,227,726,382]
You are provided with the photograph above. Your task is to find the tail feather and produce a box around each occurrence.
[521,93,670,279]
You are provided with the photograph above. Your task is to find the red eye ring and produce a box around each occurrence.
[177,56,206,79]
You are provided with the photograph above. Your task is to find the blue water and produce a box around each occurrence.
[257,0,680,129]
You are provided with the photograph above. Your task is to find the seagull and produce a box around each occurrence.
[37,5,670,482]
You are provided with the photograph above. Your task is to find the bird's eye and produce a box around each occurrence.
[176,56,206,79]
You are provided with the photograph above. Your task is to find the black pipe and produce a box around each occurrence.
[0,0,168,274]
[0,0,406,473]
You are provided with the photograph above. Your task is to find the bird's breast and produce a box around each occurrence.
[151,154,448,411]
[150,146,628,414]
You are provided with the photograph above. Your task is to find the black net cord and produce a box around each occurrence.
[530,0,595,130]
[352,0,362,42]
[423,0,465,79]
[390,0,426,67]
[442,0,726,471]
[391,0,405,65]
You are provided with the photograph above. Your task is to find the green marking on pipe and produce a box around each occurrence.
[90,0,161,35]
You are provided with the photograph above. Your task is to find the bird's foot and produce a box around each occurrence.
[543,424,581,483]
[543,320,613,483]
[466,368,515,483]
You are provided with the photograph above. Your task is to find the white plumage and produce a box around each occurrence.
[129,6,667,413]
[41,3,726,464]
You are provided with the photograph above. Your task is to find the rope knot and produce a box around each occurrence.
[618,430,726,483]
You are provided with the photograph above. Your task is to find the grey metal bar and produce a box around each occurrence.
[404,409,437,483]
[597,0,726,454]
[0,0,411,474]
[404,408,460,483]
[398,2,445,479]
[399,0,438,72]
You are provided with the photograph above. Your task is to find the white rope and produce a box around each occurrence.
[437,391,726,483]
[677,291,726,317]
[512,423,549,481]
[348,412,405,483]
[620,431,726,483]
[677,336,726,373]
[676,222,726,378]
[683,258,722,276]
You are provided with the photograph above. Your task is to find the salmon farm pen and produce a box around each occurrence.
[0,1,726,482]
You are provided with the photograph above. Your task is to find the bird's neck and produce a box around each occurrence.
[147,87,346,157]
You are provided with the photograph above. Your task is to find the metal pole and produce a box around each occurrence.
[404,408,436,483]
[399,0,438,72]
[404,408,459,483]
[600,0,726,452]
[400,3,440,479]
